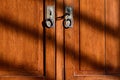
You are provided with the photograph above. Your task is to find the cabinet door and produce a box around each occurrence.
[64,0,120,80]
[0,0,46,80]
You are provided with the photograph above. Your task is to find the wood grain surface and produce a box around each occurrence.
[0,0,44,80]
[56,0,64,80]
[45,0,55,80]
[0,0,120,80]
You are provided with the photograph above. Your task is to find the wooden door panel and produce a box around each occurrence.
[79,0,105,74]
[106,0,120,74]
[65,0,107,79]
[0,0,44,79]
[65,0,120,80]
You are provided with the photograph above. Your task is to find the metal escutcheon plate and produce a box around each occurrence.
[65,6,73,28]
[45,6,55,27]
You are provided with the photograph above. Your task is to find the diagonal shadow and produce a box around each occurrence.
[80,12,120,39]
[0,0,119,79]
[39,0,120,78]
[50,0,120,76]
[45,0,120,39]
[0,15,41,40]
[0,53,46,80]
[0,55,60,80]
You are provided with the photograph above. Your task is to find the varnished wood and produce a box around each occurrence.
[79,0,105,73]
[64,0,75,80]
[38,0,44,76]
[56,0,64,80]
[0,0,44,79]
[45,0,55,80]
[106,0,120,74]
[64,0,109,79]
[1,0,120,80]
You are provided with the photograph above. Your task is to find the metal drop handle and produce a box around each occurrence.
[63,19,72,28]
[45,19,54,28]
[45,6,55,28]
[63,7,73,28]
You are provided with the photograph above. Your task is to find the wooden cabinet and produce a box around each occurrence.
[0,0,120,80]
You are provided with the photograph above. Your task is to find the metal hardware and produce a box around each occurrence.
[63,7,73,28]
[45,6,55,28]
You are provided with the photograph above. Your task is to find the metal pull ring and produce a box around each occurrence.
[63,19,72,28]
[63,7,73,28]
[45,19,54,28]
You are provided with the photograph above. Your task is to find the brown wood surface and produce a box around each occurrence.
[45,0,55,80]
[0,0,120,80]
[65,0,120,80]
[79,0,105,74]
[64,0,75,80]
[0,0,44,80]
[38,0,44,76]
[65,0,107,79]
[106,0,120,74]
[56,0,64,80]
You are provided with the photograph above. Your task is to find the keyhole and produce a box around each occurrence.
[50,10,52,15]
[49,8,53,16]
